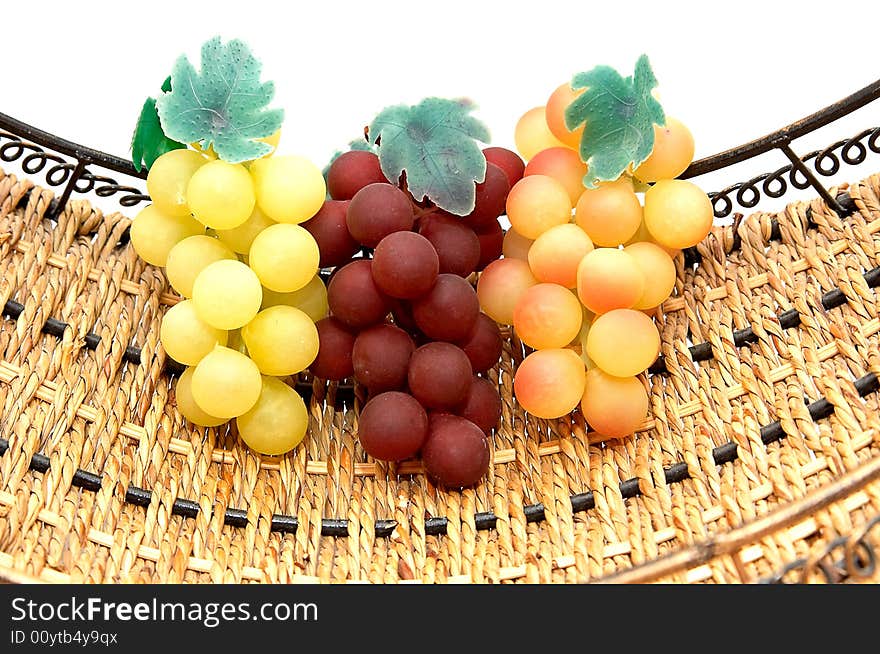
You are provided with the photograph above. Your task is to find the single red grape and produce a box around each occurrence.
[358,391,428,461]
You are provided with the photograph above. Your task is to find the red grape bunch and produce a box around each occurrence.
[305,145,524,488]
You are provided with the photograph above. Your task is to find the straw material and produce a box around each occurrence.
[1,165,879,584]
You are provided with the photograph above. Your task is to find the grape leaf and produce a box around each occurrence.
[368,98,490,215]
[156,36,284,163]
[130,76,186,172]
[565,54,665,188]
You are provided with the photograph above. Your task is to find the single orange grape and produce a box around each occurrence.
[586,309,660,377]
[580,369,649,438]
[513,283,583,350]
[644,179,713,250]
[513,348,586,419]
[574,179,643,247]
[623,241,676,309]
[477,258,538,325]
[634,117,695,182]
[528,223,594,288]
[502,228,534,261]
[514,106,566,161]
[576,248,644,314]
[506,175,572,240]
[524,147,587,204]
[545,83,585,150]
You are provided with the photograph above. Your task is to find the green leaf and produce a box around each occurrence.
[565,54,665,188]
[156,36,284,163]
[368,97,490,215]
[130,94,186,173]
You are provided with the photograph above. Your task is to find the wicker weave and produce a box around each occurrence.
[1,165,879,584]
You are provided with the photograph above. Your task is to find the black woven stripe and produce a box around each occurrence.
[125,485,152,507]
[224,508,248,528]
[271,514,298,534]
[0,371,877,539]
[72,469,101,491]
[30,452,49,473]
[2,300,23,319]
[322,519,348,537]
[8,256,876,389]
[172,498,200,519]
[646,263,880,375]
[43,317,67,338]
[375,519,397,537]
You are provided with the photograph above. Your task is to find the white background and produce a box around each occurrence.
[2,0,879,214]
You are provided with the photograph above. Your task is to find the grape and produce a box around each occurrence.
[513,348,586,419]
[574,178,643,247]
[643,179,713,249]
[461,163,510,229]
[502,228,534,261]
[160,299,228,366]
[586,309,660,377]
[346,182,414,247]
[249,155,326,224]
[456,313,503,374]
[326,150,387,200]
[422,413,489,488]
[261,274,329,321]
[506,174,572,240]
[327,260,391,329]
[418,213,480,277]
[352,324,415,393]
[175,367,226,427]
[513,283,583,350]
[456,376,502,435]
[248,223,319,293]
[192,345,262,419]
[389,299,421,337]
[301,200,359,268]
[634,117,695,183]
[524,147,587,204]
[411,274,479,342]
[623,242,676,310]
[357,391,428,461]
[580,369,649,439]
[129,205,205,267]
[165,235,236,298]
[527,223,594,288]
[216,207,276,255]
[514,106,566,160]
[310,317,355,381]
[483,146,525,187]
[408,342,473,409]
[474,219,504,271]
[242,305,319,376]
[624,218,681,259]
[187,160,255,229]
[576,248,645,315]
[545,82,586,149]
[236,376,308,455]
[191,259,263,330]
[146,149,206,217]
[371,231,439,299]
[476,258,538,325]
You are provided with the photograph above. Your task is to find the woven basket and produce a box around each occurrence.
[2,125,880,584]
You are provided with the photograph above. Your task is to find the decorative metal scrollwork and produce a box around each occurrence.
[707,126,880,218]
[760,513,880,583]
